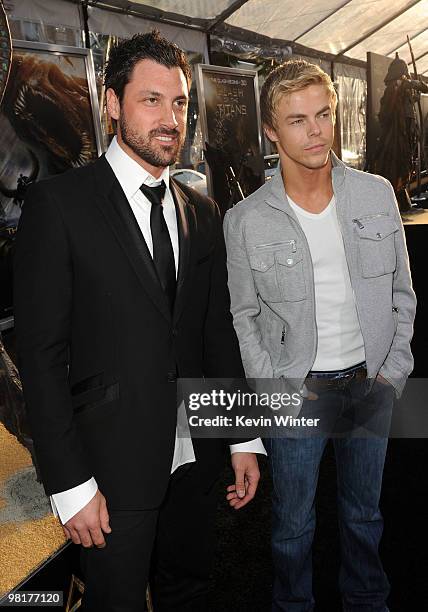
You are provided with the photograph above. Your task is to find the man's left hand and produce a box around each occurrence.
[226,452,260,510]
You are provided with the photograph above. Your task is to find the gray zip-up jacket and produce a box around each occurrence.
[224,153,416,396]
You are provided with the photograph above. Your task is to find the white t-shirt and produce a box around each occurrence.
[288,194,365,371]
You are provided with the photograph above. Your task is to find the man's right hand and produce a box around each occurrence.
[62,490,111,548]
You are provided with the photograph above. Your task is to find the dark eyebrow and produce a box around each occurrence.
[139,90,161,96]
[285,105,331,120]
[138,90,188,101]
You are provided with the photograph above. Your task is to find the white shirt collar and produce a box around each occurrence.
[105,136,170,200]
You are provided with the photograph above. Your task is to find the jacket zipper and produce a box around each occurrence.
[286,216,318,380]
[337,205,367,377]
[280,325,286,344]
[255,239,297,252]
[352,212,388,229]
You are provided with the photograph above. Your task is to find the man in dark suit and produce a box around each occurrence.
[13,31,263,611]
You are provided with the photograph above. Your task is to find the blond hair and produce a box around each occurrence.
[260,59,337,130]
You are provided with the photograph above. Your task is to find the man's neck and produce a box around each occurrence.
[281,154,333,214]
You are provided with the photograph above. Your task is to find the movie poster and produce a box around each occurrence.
[366,52,393,173]
[196,64,264,216]
[0,41,103,322]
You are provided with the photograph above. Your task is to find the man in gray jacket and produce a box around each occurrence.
[224,60,416,612]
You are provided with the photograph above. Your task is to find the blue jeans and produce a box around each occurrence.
[266,377,394,612]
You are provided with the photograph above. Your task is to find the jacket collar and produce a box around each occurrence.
[265,150,347,216]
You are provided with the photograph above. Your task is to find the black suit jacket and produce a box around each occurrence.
[13,155,246,510]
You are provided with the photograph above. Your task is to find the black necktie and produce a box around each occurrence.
[140,181,176,312]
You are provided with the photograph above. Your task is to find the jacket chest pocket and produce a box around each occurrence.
[354,215,398,278]
[249,242,306,303]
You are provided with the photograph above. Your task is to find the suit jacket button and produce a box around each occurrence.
[172,328,178,337]
[167,372,176,383]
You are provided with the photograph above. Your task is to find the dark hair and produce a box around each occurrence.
[104,30,192,101]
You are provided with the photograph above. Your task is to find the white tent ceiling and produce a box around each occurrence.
[87,0,428,73]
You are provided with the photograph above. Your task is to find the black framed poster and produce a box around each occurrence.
[196,64,264,215]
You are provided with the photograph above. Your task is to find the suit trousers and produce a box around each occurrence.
[79,460,221,612]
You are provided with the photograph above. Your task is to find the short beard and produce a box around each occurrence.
[119,114,184,168]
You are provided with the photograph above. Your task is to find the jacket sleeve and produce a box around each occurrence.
[378,182,417,395]
[223,210,275,380]
[13,181,92,495]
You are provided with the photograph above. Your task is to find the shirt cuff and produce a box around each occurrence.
[229,438,267,455]
[50,477,98,525]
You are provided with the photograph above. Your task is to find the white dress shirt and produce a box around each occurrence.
[51,137,265,524]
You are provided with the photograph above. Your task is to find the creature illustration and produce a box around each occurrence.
[2,53,96,174]
[374,54,428,211]
[0,52,98,209]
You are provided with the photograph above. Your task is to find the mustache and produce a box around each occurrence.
[149,128,180,138]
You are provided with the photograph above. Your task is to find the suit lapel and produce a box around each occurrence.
[171,178,192,325]
[92,156,172,323]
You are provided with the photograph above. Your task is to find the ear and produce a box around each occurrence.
[264,123,279,144]
[106,88,120,121]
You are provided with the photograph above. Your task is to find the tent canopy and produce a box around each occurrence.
[85,0,428,74]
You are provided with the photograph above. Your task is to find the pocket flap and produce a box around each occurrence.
[72,385,106,409]
[73,382,120,421]
[249,252,275,272]
[71,372,104,395]
[275,251,303,267]
[355,217,398,241]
